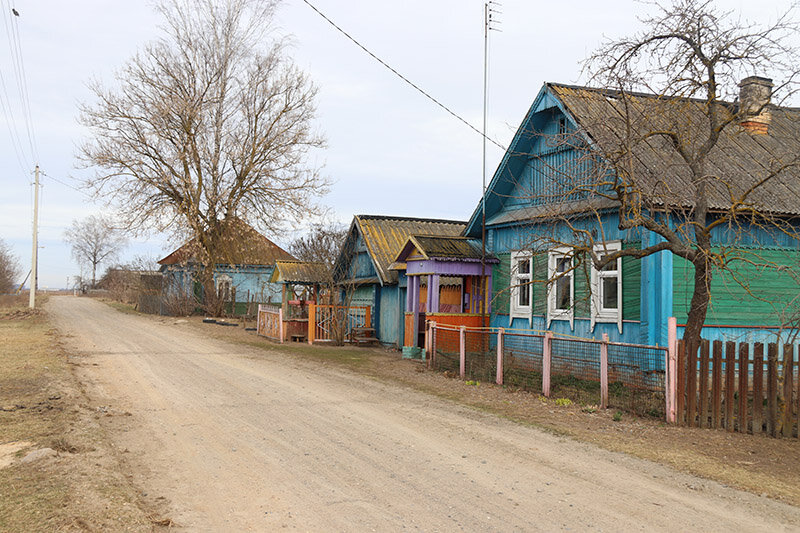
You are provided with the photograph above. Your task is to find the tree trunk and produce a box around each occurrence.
[683,255,712,357]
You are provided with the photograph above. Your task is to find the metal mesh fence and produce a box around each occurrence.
[429,325,668,417]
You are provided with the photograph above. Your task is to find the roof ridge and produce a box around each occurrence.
[356,214,466,224]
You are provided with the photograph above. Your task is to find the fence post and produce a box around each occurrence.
[278,307,284,344]
[431,321,437,369]
[600,333,609,410]
[543,331,552,398]
[496,328,504,386]
[308,304,316,345]
[666,317,677,423]
[459,326,466,379]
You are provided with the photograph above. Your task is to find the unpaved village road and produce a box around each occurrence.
[48,297,800,532]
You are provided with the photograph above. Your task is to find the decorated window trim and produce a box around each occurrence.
[510,250,532,323]
[547,247,574,329]
[590,241,623,334]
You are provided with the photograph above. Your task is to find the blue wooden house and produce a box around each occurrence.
[333,215,466,348]
[465,79,800,347]
[158,220,296,315]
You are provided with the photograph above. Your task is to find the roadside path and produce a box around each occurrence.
[49,296,800,532]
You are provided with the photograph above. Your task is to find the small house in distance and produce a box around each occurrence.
[158,219,296,315]
[333,215,467,348]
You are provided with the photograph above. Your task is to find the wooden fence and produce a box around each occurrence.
[256,304,283,343]
[307,304,371,344]
[677,339,799,438]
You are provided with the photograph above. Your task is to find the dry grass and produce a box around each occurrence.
[0,295,156,532]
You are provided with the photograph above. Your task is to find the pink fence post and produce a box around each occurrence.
[543,331,552,397]
[257,304,263,336]
[666,316,678,423]
[496,328,504,385]
[459,326,466,379]
[600,333,609,409]
[278,307,284,344]
[431,322,437,368]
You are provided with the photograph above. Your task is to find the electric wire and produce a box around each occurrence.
[8,4,38,162]
[40,171,94,200]
[301,0,506,151]
[0,1,39,168]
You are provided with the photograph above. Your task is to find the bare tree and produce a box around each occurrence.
[288,221,347,270]
[288,221,357,345]
[516,0,800,357]
[64,215,127,288]
[79,0,328,313]
[0,238,21,294]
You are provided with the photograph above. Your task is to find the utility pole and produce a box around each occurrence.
[480,2,500,316]
[29,165,39,309]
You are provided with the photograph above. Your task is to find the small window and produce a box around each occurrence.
[547,248,573,326]
[216,274,233,302]
[510,251,532,320]
[591,242,623,332]
[558,117,567,135]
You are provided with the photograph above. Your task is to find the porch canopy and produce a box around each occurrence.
[391,235,498,347]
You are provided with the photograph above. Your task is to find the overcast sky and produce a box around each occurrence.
[0,0,795,289]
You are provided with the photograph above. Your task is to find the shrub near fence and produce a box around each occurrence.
[677,339,799,438]
[428,323,668,416]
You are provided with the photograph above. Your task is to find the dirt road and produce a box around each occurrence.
[48,297,800,531]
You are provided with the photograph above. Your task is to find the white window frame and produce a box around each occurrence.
[590,241,623,333]
[547,247,574,329]
[510,250,532,323]
[216,274,233,302]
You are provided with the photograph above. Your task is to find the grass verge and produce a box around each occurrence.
[0,295,156,531]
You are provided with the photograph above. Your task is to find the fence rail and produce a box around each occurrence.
[308,304,371,344]
[256,304,283,343]
[427,322,668,415]
[677,338,799,438]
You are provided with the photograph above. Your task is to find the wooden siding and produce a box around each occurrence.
[492,253,511,314]
[673,248,800,326]
[622,242,641,321]
[532,253,548,316]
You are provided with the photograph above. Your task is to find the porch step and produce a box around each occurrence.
[350,327,378,346]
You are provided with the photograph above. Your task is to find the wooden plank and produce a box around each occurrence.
[712,340,723,429]
[687,340,698,427]
[677,340,686,425]
[797,345,800,439]
[753,343,764,435]
[738,343,749,433]
[768,343,779,437]
[725,341,736,432]
[699,340,710,428]
[782,344,794,439]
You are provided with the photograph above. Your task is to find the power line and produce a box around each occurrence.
[0,1,38,166]
[301,0,506,151]
[40,171,94,200]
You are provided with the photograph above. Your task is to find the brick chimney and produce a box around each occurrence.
[738,76,773,134]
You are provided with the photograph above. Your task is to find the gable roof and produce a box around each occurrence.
[466,82,800,236]
[158,219,296,267]
[339,215,467,285]
[270,260,328,284]
[394,235,498,264]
